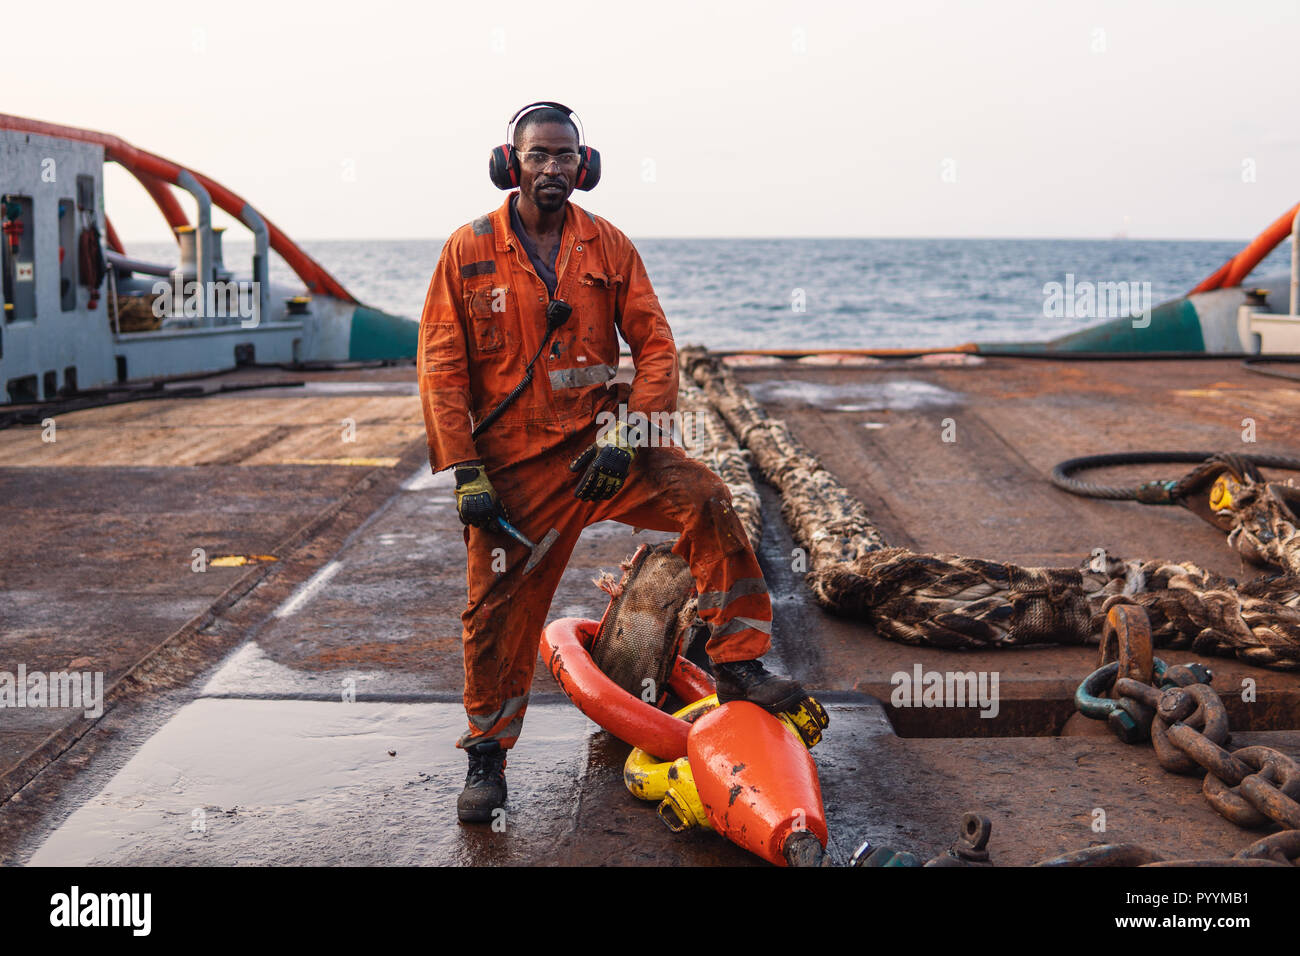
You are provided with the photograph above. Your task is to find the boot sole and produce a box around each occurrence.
[457,783,507,824]
[457,796,507,824]
[716,688,805,715]
[457,806,505,824]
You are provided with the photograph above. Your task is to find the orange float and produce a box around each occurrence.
[540,617,715,761]
[687,701,829,866]
[544,616,831,865]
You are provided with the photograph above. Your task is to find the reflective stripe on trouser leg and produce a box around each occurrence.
[697,577,768,612]
[457,693,529,749]
[675,515,772,662]
[711,615,772,640]
[697,577,773,662]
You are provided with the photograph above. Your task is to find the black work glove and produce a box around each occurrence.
[570,421,636,501]
[454,464,506,528]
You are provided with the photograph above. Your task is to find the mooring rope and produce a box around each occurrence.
[677,377,763,548]
[679,347,1300,671]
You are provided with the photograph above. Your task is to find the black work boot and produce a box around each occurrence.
[713,659,809,715]
[457,741,507,824]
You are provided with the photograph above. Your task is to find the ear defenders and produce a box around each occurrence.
[488,101,601,191]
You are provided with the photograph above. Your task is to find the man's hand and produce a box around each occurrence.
[570,421,636,501]
[454,463,506,528]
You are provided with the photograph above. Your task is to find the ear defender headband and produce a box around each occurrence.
[488,100,601,191]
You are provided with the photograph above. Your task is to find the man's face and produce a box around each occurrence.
[515,121,580,213]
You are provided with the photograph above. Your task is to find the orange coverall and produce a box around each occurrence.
[418,193,772,750]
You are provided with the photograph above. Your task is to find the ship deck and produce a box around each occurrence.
[2,354,1299,866]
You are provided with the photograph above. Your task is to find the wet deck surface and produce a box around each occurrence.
[735,355,1300,735]
[2,356,1299,866]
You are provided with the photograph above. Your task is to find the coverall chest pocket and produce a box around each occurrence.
[580,270,624,296]
[577,271,624,344]
[464,284,509,353]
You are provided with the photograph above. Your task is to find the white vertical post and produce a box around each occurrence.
[240,204,270,328]
[175,170,213,325]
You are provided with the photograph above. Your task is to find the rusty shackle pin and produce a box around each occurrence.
[1098,603,1153,685]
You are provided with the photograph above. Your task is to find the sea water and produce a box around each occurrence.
[125,237,1293,351]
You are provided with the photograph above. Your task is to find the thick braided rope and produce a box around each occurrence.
[812,548,1102,648]
[1224,481,1300,575]
[681,347,1300,670]
[681,347,887,570]
[677,377,762,548]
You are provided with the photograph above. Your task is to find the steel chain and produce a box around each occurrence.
[1070,603,1300,860]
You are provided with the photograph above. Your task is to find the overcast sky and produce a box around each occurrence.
[7,0,1298,242]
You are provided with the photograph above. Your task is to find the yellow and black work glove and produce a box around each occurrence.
[454,464,506,528]
[570,421,636,501]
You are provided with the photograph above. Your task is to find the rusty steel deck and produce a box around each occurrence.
[1,355,1298,865]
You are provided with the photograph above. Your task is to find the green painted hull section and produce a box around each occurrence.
[978,298,1206,354]
[348,305,419,360]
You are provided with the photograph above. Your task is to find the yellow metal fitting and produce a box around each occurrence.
[778,696,830,749]
[1209,473,1240,513]
[656,758,711,832]
[623,746,673,802]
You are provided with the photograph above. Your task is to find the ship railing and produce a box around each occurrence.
[0,113,356,324]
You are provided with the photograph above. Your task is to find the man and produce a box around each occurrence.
[418,102,818,824]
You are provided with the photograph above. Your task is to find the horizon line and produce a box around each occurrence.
[115,234,1271,245]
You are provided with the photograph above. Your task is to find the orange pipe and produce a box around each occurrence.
[128,168,190,234]
[542,617,707,761]
[687,701,829,866]
[0,113,355,302]
[1191,260,1231,295]
[103,215,125,255]
[1190,202,1300,295]
[178,166,354,301]
[668,655,716,703]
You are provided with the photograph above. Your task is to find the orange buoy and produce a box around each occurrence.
[541,617,713,761]
[687,701,829,866]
